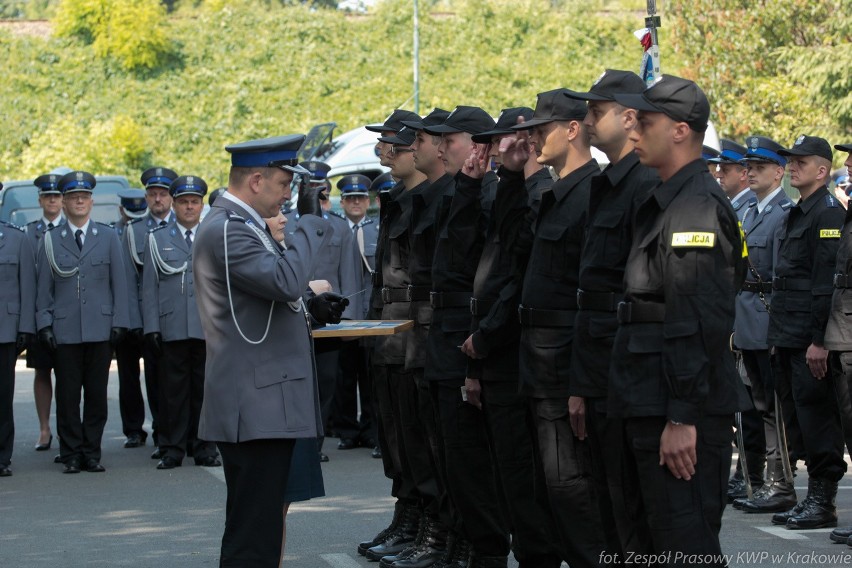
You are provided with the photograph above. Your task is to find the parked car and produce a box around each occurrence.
[0,175,132,226]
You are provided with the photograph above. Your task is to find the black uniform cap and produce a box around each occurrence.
[834,143,852,153]
[512,89,588,130]
[472,107,534,143]
[365,109,421,133]
[563,69,646,102]
[378,127,417,146]
[778,135,833,162]
[423,106,496,136]
[401,108,451,131]
[614,74,710,133]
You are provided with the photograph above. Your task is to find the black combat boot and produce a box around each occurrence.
[360,500,408,556]
[727,452,765,502]
[433,533,470,568]
[380,514,428,567]
[366,505,420,561]
[389,514,447,568]
[786,477,838,529]
[829,526,852,543]
[739,459,796,514]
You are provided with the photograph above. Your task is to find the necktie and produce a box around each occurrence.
[47,222,54,230]
[185,229,193,248]
[159,220,167,227]
[75,229,84,251]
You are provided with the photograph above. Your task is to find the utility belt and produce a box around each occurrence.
[407,285,431,302]
[518,306,577,327]
[469,298,495,317]
[576,290,622,312]
[381,287,410,304]
[772,277,811,291]
[616,301,666,324]
[430,291,472,310]
[834,273,852,289]
[742,281,773,293]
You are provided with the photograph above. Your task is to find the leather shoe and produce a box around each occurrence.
[151,447,165,460]
[35,434,53,451]
[157,457,181,470]
[0,466,11,477]
[84,459,105,473]
[338,438,357,450]
[124,433,146,448]
[372,446,382,459]
[830,526,852,543]
[195,456,222,467]
[319,452,329,462]
[54,454,62,464]
[63,458,81,474]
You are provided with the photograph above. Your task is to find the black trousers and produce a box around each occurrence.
[741,349,779,459]
[480,380,561,566]
[432,378,509,557]
[142,339,161,445]
[0,343,16,467]
[115,334,146,437]
[613,416,731,568]
[773,347,846,481]
[159,339,216,461]
[218,438,295,568]
[334,340,376,443]
[314,340,339,450]
[532,397,607,568]
[54,342,111,462]
[829,351,852,457]
[373,363,420,501]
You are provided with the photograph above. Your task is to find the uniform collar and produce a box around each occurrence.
[419,173,453,206]
[218,191,265,227]
[42,214,63,227]
[602,151,640,188]
[552,159,599,202]
[651,158,709,210]
[175,221,198,236]
[66,219,91,236]
[796,185,832,214]
[731,187,754,208]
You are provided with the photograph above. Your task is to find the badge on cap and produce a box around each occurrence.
[593,70,607,86]
[76,172,84,182]
[795,135,805,146]
[187,176,194,185]
[750,137,759,149]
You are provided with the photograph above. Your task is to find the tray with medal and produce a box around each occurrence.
[312,320,414,338]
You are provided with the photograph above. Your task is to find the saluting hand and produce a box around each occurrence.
[659,422,698,481]
[499,119,530,172]
[462,144,489,179]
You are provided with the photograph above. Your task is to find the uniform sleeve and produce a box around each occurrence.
[35,239,54,332]
[141,234,159,334]
[17,235,37,335]
[109,231,130,329]
[810,206,845,345]
[663,197,742,424]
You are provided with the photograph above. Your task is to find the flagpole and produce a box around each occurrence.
[642,0,662,85]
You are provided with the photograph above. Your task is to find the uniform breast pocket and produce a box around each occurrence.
[589,209,626,265]
[0,254,18,279]
[89,256,110,279]
[534,221,576,278]
[785,224,809,259]
[55,253,76,272]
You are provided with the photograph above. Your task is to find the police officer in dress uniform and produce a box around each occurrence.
[462,106,564,567]
[827,142,852,546]
[142,175,220,470]
[0,218,37,476]
[767,135,847,530]
[333,174,380,452]
[510,89,607,568]
[120,167,178,456]
[563,70,659,560]
[36,171,131,474]
[609,75,748,566]
[285,160,361,461]
[193,134,347,567]
[730,138,797,514]
[25,174,65,452]
[115,189,148,235]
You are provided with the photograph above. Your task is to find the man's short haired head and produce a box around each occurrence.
[613,74,710,134]
[512,88,588,131]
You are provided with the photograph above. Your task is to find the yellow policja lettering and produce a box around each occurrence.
[820,229,840,239]
[671,232,716,248]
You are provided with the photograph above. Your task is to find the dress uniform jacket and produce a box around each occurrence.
[25,217,64,260]
[141,223,203,341]
[571,152,657,398]
[467,169,546,382]
[285,211,361,320]
[353,216,379,319]
[825,202,852,351]
[374,182,417,366]
[519,159,599,399]
[731,189,758,223]
[424,172,488,382]
[406,174,454,370]
[767,187,844,349]
[123,213,176,326]
[0,222,37,341]
[734,191,792,351]
[608,159,748,423]
[194,200,332,443]
[36,223,130,343]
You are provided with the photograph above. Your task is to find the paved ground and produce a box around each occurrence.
[2,359,852,567]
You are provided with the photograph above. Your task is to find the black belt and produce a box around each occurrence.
[616,301,666,324]
[742,281,773,293]
[469,298,495,317]
[834,274,852,289]
[407,285,431,302]
[518,306,577,327]
[576,290,621,312]
[772,277,811,291]
[381,287,410,304]
[430,291,472,309]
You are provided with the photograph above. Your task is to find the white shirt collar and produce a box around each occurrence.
[731,188,752,205]
[42,214,63,227]
[66,219,91,238]
[219,192,265,227]
[757,187,784,214]
[175,222,198,236]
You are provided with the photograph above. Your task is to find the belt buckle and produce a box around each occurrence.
[470,297,477,314]
[616,301,630,323]
[834,274,843,288]
[576,289,584,309]
[430,291,440,309]
[406,285,415,302]
[381,287,391,304]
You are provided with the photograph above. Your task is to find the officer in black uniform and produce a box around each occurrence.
[25,174,65,452]
[767,135,847,530]
[827,141,852,546]
[610,75,748,565]
[563,70,658,559]
[463,106,564,568]
[511,89,606,567]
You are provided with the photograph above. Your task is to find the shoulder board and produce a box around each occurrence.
[361,217,375,226]
[826,195,839,208]
[151,224,169,233]
[747,196,758,206]
[779,200,794,210]
[326,210,345,220]
[226,210,246,222]
[96,221,115,230]
[128,218,144,226]
[0,220,24,232]
[26,219,40,227]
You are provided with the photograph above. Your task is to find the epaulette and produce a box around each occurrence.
[226,210,246,222]
[128,217,145,226]
[779,199,794,210]
[746,196,758,206]
[0,220,24,232]
[360,216,375,226]
[826,195,839,208]
[151,224,169,233]
[96,221,116,231]
[327,210,345,220]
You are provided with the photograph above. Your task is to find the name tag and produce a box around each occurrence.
[820,229,840,239]
[671,232,715,248]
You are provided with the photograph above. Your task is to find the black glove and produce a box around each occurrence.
[308,292,349,324]
[297,185,325,217]
[38,327,57,351]
[110,327,127,347]
[145,332,162,354]
[16,332,33,355]
[128,328,143,343]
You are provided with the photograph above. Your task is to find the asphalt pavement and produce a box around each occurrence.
[1,359,852,567]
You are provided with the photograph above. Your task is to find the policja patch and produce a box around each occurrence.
[671,232,716,247]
